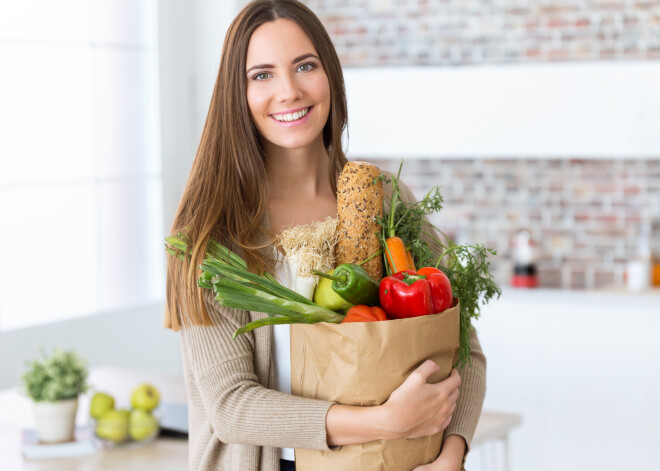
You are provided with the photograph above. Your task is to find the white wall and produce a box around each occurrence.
[344,62,660,160]
[1,1,246,390]
[0,303,179,391]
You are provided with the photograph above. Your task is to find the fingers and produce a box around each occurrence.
[441,368,461,391]
[440,413,454,430]
[410,359,440,383]
[386,362,460,441]
[447,386,460,404]
[438,389,459,430]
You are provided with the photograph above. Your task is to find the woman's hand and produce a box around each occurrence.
[381,360,461,440]
[325,361,460,446]
[411,434,466,471]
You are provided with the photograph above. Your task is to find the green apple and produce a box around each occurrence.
[96,409,129,443]
[130,384,160,411]
[116,408,131,421]
[129,409,159,441]
[89,392,115,420]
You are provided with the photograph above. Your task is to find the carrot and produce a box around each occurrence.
[385,236,411,274]
[405,247,416,271]
[378,161,419,275]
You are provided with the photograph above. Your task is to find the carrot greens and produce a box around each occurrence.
[377,161,501,367]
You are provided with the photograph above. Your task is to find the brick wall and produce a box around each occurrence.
[304,1,660,289]
[365,158,660,289]
[304,0,660,66]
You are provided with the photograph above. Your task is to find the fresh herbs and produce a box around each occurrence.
[375,162,444,275]
[432,240,500,367]
[377,161,501,367]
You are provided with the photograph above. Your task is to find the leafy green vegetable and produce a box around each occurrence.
[21,348,89,402]
[165,235,345,337]
[378,161,501,367]
[429,238,500,367]
[374,163,444,276]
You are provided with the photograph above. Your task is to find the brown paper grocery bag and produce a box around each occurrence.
[290,301,460,471]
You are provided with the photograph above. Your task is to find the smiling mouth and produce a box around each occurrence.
[271,106,313,123]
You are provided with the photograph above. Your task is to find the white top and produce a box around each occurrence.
[271,250,296,461]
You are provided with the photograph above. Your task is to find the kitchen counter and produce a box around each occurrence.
[1,367,520,470]
[465,286,660,471]
[488,286,660,306]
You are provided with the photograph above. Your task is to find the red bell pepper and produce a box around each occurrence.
[379,270,432,319]
[417,267,453,313]
[341,305,387,323]
[379,268,453,319]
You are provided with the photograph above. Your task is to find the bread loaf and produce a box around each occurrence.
[335,161,384,280]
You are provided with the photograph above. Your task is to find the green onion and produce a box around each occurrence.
[165,235,345,338]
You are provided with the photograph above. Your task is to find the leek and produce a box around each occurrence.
[165,235,345,337]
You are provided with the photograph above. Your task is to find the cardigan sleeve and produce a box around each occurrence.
[444,328,486,451]
[179,288,336,451]
[394,177,487,454]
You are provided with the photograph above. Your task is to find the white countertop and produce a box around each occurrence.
[484,286,660,310]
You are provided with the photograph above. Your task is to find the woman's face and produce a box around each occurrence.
[246,18,331,152]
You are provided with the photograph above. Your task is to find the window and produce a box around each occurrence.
[0,0,163,330]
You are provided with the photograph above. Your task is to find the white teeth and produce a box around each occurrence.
[274,107,309,122]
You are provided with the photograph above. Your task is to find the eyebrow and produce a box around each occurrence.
[246,53,320,75]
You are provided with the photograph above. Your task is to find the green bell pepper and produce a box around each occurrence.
[313,264,380,306]
[313,270,354,312]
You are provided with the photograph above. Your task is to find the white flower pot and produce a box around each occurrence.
[33,397,79,443]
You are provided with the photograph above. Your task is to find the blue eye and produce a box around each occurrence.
[253,72,271,81]
[297,62,316,72]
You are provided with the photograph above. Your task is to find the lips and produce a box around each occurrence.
[270,106,312,122]
[269,106,314,127]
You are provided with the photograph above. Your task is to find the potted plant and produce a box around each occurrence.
[21,348,89,443]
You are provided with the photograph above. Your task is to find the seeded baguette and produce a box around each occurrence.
[335,161,384,280]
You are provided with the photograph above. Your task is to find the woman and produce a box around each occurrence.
[165,1,486,470]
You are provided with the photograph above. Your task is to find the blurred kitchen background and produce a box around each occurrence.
[0,1,659,470]
[311,0,660,290]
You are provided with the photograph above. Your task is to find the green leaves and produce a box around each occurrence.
[383,161,501,368]
[164,235,346,338]
[393,185,444,262]
[210,269,345,337]
[441,243,502,366]
[21,348,89,402]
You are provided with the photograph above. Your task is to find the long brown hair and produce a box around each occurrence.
[165,0,348,330]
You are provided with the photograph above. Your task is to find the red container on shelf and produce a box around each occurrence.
[511,230,538,288]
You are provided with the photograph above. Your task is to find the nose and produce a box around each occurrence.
[276,73,303,103]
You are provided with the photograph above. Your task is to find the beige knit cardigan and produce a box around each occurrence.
[178,178,487,471]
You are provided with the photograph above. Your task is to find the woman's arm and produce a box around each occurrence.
[412,435,466,471]
[442,329,486,454]
[326,363,461,446]
[184,282,465,453]
[180,289,335,451]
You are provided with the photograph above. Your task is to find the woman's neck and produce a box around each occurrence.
[264,138,332,199]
